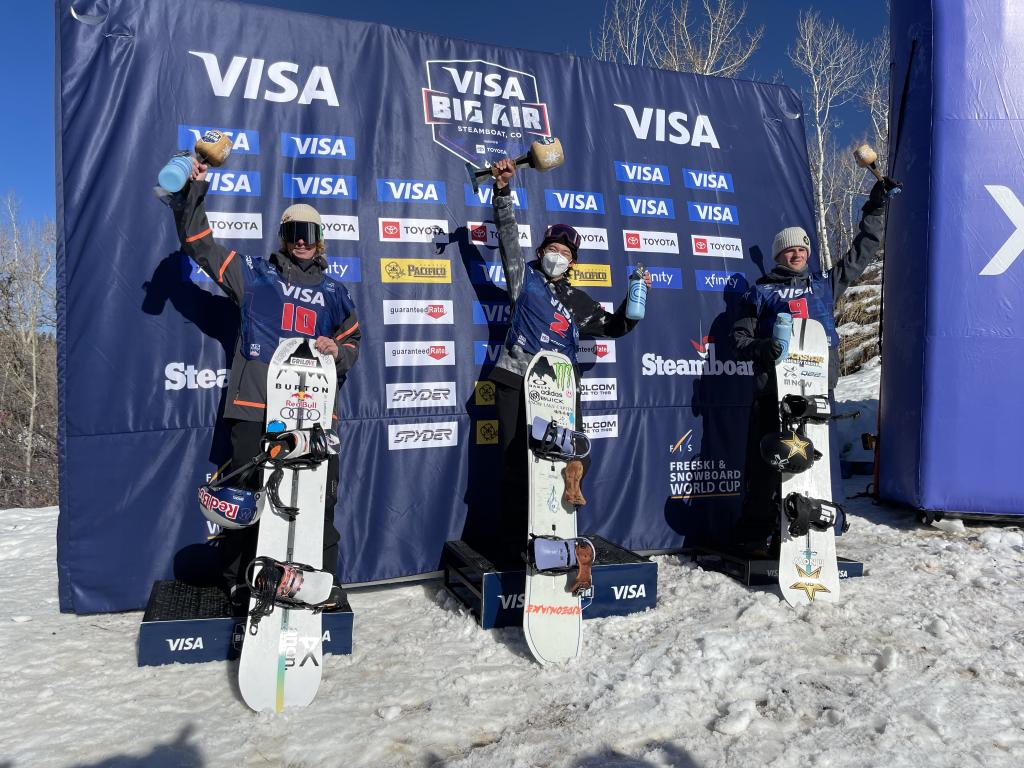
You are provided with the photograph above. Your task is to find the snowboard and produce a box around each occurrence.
[775,318,840,607]
[238,338,337,711]
[522,350,585,664]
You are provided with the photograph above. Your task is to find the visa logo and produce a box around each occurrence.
[636,266,682,289]
[619,195,675,219]
[206,170,260,196]
[377,179,445,204]
[470,260,507,288]
[325,257,362,283]
[687,202,738,225]
[614,161,669,185]
[166,637,205,651]
[474,341,503,365]
[695,270,748,292]
[683,168,733,192]
[545,189,605,213]
[178,125,259,154]
[283,174,357,199]
[499,593,525,610]
[282,132,355,159]
[611,584,647,599]
[472,301,510,325]
[463,184,527,209]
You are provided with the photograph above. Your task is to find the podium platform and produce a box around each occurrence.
[137,580,353,666]
[690,547,865,587]
[442,536,657,629]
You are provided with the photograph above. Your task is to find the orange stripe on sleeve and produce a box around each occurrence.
[185,228,212,243]
[232,399,266,409]
[335,321,360,341]
[218,251,236,282]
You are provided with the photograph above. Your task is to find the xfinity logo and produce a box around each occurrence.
[382,300,453,325]
[578,340,616,364]
[580,377,618,402]
[467,221,532,248]
[464,185,527,209]
[623,230,679,254]
[325,257,362,282]
[574,226,609,251]
[321,215,359,241]
[582,414,619,439]
[384,341,455,366]
[283,174,357,199]
[282,132,355,158]
[206,170,260,196]
[544,189,605,214]
[627,265,681,289]
[388,421,458,450]
[386,382,457,409]
[205,212,262,239]
[614,161,669,185]
[178,125,259,154]
[164,362,228,390]
[379,218,450,243]
[696,270,747,292]
[619,195,675,219]
[612,104,720,148]
[683,168,734,192]
[687,202,738,225]
[377,179,446,204]
[981,185,1024,275]
[188,51,340,106]
[691,234,742,258]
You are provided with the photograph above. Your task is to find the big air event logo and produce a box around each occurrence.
[422,60,551,167]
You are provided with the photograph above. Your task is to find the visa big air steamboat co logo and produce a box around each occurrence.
[422,59,552,168]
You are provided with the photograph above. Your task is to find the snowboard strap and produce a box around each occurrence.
[246,557,336,631]
[529,417,591,461]
[783,493,844,537]
[569,538,596,596]
[780,394,832,428]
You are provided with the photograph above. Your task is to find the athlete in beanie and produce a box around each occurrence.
[484,156,651,567]
[729,180,889,555]
[168,158,361,606]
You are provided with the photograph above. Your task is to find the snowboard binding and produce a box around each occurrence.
[783,493,847,537]
[529,417,591,462]
[527,535,597,596]
[245,556,342,630]
[780,394,832,430]
[259,424,340,515]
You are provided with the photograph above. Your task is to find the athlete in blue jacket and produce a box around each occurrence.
[171,158,361,602]
[730,180,888,553]
[487,157,651,565]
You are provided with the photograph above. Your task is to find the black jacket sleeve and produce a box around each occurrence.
[731,290,775,365]
[331,304,360,378]
[831,180,887,300]
[173,180,246,305]
[575,295,639,338]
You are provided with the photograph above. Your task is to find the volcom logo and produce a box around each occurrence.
[981,185,1024,275]
[188,52,340,106]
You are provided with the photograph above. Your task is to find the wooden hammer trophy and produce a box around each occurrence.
[466,136,565,193]
[854,144,903,197]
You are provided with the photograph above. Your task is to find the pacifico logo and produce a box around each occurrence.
[380,259,452,284]
[378,218,449,243]
[569,263,612,287]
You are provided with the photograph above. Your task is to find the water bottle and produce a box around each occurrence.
[157,151,194,193]
[625,262,648,320]
[772,312,793,361]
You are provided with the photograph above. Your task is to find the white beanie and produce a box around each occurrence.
[772,226,811,259]
[280,203,322,227]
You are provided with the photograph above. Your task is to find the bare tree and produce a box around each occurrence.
[860,28,890,169]
[790,11,866,269]
[591,0,666,67]
[660,0,764,77]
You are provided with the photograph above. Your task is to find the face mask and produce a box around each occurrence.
[541,249,571,277]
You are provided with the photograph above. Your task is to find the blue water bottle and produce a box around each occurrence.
[157,151,194,193]
[772,312,793,361]
[625,262,648,320]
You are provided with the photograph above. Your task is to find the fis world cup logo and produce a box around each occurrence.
[422,60,551,167]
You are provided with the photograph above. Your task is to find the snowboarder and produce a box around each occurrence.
[486,157,651,566]
[730,179,890,554]
[166,158,360,605]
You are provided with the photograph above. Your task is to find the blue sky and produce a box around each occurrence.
[10,0,886,222]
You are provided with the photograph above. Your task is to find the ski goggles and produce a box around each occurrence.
[542,223,582,251]
[279,220,323,244]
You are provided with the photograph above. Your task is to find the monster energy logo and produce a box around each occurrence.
[553,362,573,390]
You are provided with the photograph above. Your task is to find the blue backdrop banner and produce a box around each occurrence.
[55,0,815,613]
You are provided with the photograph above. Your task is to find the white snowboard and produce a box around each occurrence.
[523,350,584,665]
[239,338,337,711]
[776,319,840,607]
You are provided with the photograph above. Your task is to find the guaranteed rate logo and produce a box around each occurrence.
[422,59,551,167]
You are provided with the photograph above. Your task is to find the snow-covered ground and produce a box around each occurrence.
[4,365,1024,768]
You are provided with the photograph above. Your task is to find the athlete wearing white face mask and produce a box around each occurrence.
[478,156,652,567]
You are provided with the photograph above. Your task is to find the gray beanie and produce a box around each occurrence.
[772,226,812,259]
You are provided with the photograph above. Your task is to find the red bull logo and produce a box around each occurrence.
[198,487,239,519]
